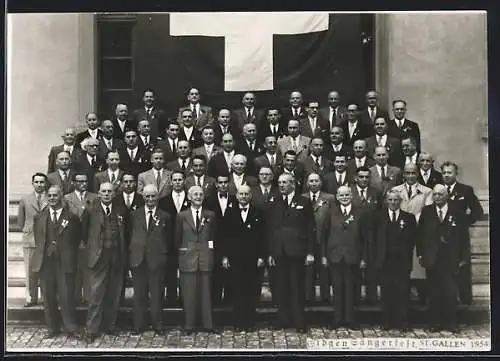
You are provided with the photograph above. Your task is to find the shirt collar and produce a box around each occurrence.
[145,206,157,215]
[377,164,387,172]
[357,185,367,194]
[179,158,189,165]
[261,184,271,192]
[101,202,112,213]
[341,204,352,214]
[87,153,95,162]
[75,189,85,198]
[58,169,69,178]
[448,182,457,193]
[224,150,235,157]
[388,208,400,218]
[239,203,249,210]
[191,206,202,215]
[49,207,63,217]
[356,156,366,163]
[436,203,448,215]
[124,192,135,200]
[310,191,320,199]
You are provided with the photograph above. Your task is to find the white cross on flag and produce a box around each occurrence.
[131,12,367,113]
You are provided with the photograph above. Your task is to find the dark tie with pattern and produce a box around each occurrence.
[195,210,201,231]
[438,209,444,223]
[106,206,111,216]
[181,160,187,171]
[391,210,396,223]
[315,156,321,168]
[264,188,270,200]
[408,185,412,198]
[312,194,317,204]
[247,109,251,120]
[111,173,116,183]
[360,189,366,204]
[147,210,153,230]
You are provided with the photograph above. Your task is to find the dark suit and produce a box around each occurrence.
[266,194,315,328]
[73,153,107,192]
[341,121,374,147]
[417,168,443,189]
[228,174,259,196]
[112,119,138,141]
[157,138,179,163]
[207,152,232,178]
[302,192,335,302]
[258,122,287,145]
[158,192,190,306]
[47,170,75,195]
[204,193,237,306]
[97,137,124,160]
[76,129,103,145]
[387,118,421,152]
[418,204,470,328]
[129,207,172,331]
[299,117,330,140]
[369,165,402,196]
[32,207,80,333]
[47,145,81,174]
[281,106,307,124]
[166,158,194,176]
[185,175,216,199]
[350,185,382,303]
[175,209,217,330]
[93,169,125,194]
[278,167,307,193]
[300,155,333,179]
[346,157,376,181]
[374,209,416,328]
[323,143,354,162]
[364,135,401,166]
[235,139,265,176]
[132,107,166,140]
[448,182,484,304]
[322,205,368,325]
[251,185,280,303]
[360,106,390,125]
[118,147,150,178]
[319,106,348,129]
[81,203,127,334]
[323,171,351,195]
[137,135,158,155]
[179,127,203,149]
[214,124,240,145]
[231,108,266,133]
[253,153,283,179]
[222,205,266,328]
[178,104,214,130]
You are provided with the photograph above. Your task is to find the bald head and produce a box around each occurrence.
[231,154,247,175]
[432,184,449,206]
[236,184,252,206]
[188,185,205,207]
[99,182,115,204]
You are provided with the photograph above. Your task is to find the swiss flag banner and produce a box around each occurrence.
[132,12,369,116]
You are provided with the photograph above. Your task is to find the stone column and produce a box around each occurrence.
[7,13,96,197]
[376,12,488,192]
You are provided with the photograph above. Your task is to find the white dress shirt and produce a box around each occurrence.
[128,147,139,160]
[388,208,400,221]
[194,175,205,187]
[101,202,112,215]
[260,184,272,195]
[154,168,164,182]
[108,169,119,182]
[183,126,194,140]
[117,119,126,133]
[356,185,368,199]
[169,137,178,151]
[341,204,352,216]
[332,143,343,152]
[447,182,457,194]
[405,153,418,165]
[406,183,416,197]
[290,136,301,149]
[396,118,406,128]
[311,155,322,166]
[436,203,449,221]
[123,192,135,205]
[285,191,295,206]
[420,168,430,183]
[49,207,63,222]
[245,107,254,118]
[191,103,201,118]
[240,204,249,222]
[141,135,151,146]
[87,153,96,166]
[309,117,317,132]
[224,150,235,168]
[88,128,98,139]
[233,173,245,187]
[376,164,388,178]
[310,191,320,203]
[335,171,346,184]
[348,121,358,138]
[178,157,190,168]
[190,206,202,224]
[145,206,157,228]
[75,190,86,203]
[376,134,387,147]
[204,143,215,158]
[355,156,367,168]
[64,145,74,155]
[218,193,228,215]
[173,190,186,213]
[58,169,70,181]
[329,106,338,125]
[266,152,277,166]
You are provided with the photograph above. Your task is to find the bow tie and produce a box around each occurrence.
[219,194,227,199]
[240,207,248,213]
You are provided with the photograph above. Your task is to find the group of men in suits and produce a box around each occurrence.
[21,87,484,339]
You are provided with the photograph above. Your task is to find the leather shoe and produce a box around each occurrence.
[24,301,37,308]
[105,328,119,336]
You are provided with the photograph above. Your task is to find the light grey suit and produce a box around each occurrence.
[64,191,98,303]
[175,208,217,330]
[277,135,311,162]
[137,168,173,198]
[18,191,48,302]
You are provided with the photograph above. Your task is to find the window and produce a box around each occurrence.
[97,14,136,119]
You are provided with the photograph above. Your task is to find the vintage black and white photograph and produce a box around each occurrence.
[6,11,490,352]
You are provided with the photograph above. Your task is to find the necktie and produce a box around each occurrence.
[172,139,177,154]
[447,185,452,195]
[61,171,67,183]
[144,137,149,148]
[408,185,413,198]
[423,171,429,183]
[51,209,57,223]
[272,125,277,135]
[315,156,321,168]
[270,155,275,166]
[357,158,362,168]
[438,209,444,222]
[107,140,112,150]
[111,173,116,183]
[147,210,153,230]
[381,166,386,180]
[337,173,343,185]
[157,171,162,189]
[36,193,42,209]
[130,149,135,160]
[195,210,201,231]
[283,195,288,206]
[391,210,396,223]
[241,207,248,222]
[342,207,347,217]
[196,177,201,187]
[249,141,254,151]
[264,188,270,200]
[125,194,131,208]
[181,160,187,171]
[377,136,382,147]
[370,108,375,121]
[294,108,298,118]
[292,138,298,151]
[360,189,366,202]
[312,194,317,203]
[91,157,96,167]
[223,126,228,134]
[247,109,251,119]
[331,108,336,124]
[147,108,152,116]
[106,206,111,216]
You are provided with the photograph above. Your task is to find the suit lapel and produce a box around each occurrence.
[40,209,49,248]
[139,208,147,232]
[185,209,197,232]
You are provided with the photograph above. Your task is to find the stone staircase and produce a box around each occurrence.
[6,194,490,326]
